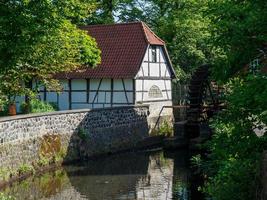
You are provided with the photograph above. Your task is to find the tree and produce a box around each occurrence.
[0,0,101,105]
[207,0,267,81]
[86,0,119,24]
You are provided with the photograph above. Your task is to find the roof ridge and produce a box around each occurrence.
[140,22,165,45]
[81,21,143,29]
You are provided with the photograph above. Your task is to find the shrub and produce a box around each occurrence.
[0,103,8,116]
[150,120,173,137]
[18,164,34,175]
[0,193,15,200]
[200,75,267,200]
[20,99,58,114]
[158,120,173,137]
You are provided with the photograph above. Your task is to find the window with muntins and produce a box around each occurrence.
[148,85,163,98]
[151,46,157,63]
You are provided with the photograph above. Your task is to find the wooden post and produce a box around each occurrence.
[111,79,114,107]
[68,79,72,110]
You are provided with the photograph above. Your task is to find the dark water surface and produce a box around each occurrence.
[1,150,203,200]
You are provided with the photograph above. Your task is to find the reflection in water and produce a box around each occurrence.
[1,150,194,200]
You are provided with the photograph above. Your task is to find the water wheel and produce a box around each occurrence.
[186,64,222,138]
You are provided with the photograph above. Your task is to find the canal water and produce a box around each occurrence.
[1,150,203,200]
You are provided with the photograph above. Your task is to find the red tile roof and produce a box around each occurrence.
[56,22,168,79]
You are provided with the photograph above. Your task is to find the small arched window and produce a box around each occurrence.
[148,85,163,98]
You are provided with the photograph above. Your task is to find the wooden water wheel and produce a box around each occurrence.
[186,64,222,138]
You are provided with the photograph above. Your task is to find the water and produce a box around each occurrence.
[1,150,202,200]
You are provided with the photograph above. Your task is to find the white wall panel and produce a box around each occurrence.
[72,79,86,90]
[135,92,142,102]
[105,92,111,103]
[72,92,86,103]
[90,79,101,90]
[143,47,149,61]
[15,96,25,103]
[164,80,172,90]
[135,80,172,102]
[135,80,143,91]
[168,91,172,99]
[47,92,57,102]
[89,92,97,103]
[97,92,106,103]
[100,79,111,90]
[58,92,69,110]
[60,80,69,90]
[113,79,123,90]
[113,92,127,103]
[149,63,160,77]
[136,46,172,79]
[123,79,133,90]
[126,92,134,103]
[142,63,149,77]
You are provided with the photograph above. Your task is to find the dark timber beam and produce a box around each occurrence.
[68,79,72,110]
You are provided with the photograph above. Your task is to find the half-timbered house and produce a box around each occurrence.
[38,22,176,117]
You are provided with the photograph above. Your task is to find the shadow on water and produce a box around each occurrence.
[0,150,204,200]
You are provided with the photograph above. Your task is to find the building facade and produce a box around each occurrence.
[20,22,176,117]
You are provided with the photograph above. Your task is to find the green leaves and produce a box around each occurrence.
[0,0,101,104]
[203,75,267,199]
[207,0,267,81]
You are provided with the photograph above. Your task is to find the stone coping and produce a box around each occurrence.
[0,105,149,123]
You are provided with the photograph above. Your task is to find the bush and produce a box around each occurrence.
[158,121,173,137]
[200,75,267,200]
[150,120,173,137]
[0,103,8,116]
[0,193,15,200]
[20,99,58,114]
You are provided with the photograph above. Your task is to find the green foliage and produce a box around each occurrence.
[0,0,101,102]
[0,103,9,116]
[150,120,173,137]
[157,120,173,137]
[18,164,34,175]
[78,127,87,141]
[37,156,50,167]
[207,0,267,81]
[53,147,67,163]
[201,75,267,200]
[20,99,57,114]
[0,193,15,200]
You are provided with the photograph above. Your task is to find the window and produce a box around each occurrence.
[151,46,157,63]
[148,85,163,98]
[249,58,260,74]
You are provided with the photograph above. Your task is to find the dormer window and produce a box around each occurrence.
[151,46,157,63]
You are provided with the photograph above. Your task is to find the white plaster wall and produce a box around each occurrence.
[113,79,134,104]
[72,91,87,103]
[135,79,172,102]
[58,92,69,110]
[136,46,172,79]
[46,92,57,103]
[71,79,86,90]
[135,45,174,118]
[148,100,173,117]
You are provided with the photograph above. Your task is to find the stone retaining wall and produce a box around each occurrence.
[0,106,150,181]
